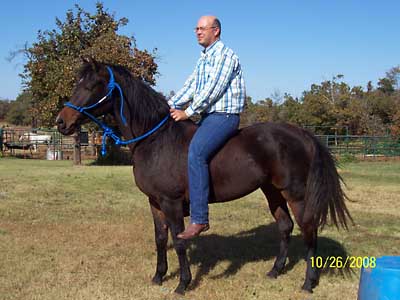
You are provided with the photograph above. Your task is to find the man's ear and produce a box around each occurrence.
[214,27,221,38]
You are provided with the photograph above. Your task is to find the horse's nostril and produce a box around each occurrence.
[56,116,65,127]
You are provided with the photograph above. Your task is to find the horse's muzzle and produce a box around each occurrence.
[56,109,78,135]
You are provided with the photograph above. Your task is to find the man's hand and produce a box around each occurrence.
[170,108,189,121]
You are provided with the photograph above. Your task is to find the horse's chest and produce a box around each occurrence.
[133,167,156,195]
[133,165,181,199]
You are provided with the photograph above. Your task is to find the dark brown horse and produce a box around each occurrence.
[56,60,352,294]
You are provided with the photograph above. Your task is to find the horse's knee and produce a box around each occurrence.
[173,239,187,255]
[302,222,317,247]
[275,209,294,235]
[155,233,168,248]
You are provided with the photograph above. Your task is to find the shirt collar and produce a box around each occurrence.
[202,39,222,57]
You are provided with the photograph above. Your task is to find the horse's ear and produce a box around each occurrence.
[81,56,91,64]
[80,56,99,72]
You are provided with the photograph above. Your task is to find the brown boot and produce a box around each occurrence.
[177,223,210,240]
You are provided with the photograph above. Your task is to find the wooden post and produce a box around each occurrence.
[90,131,96,156]
[73,127,82,165]
[0,128,3,153]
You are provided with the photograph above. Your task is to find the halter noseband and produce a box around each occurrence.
[64,66,169,156]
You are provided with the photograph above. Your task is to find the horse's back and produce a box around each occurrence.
[208,122,314,202]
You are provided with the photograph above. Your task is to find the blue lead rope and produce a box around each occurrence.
[65,66,169,156]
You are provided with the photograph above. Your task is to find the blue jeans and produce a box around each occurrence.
[188,112,240,224]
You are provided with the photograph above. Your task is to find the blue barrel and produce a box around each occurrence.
[358,256,400,300]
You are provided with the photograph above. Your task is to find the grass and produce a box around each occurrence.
[0,158,399,300]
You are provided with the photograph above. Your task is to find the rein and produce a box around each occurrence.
[65,66,169,156]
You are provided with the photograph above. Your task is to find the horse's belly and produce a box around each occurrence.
[209,153,266,203]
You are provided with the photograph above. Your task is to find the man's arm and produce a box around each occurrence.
[185,53,238,117]
[168,69,196,109]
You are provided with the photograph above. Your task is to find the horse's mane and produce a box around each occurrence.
[97,62,196,146]
[77,62,193,146]
[78,62,171,127]
[111,65,172,134]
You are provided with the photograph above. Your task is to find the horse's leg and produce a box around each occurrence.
[149,199,169,285]
[287,199,319,292]
[261,185,294,278]
[160,199,191,294]
[302,221,319,292]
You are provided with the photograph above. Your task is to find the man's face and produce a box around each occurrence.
[195,17,218,48]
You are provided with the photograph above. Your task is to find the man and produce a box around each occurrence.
[169,15,246,239]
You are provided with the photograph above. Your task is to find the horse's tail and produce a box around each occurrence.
[304,133,353,229]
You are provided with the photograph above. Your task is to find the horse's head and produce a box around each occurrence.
[56,58,112,135]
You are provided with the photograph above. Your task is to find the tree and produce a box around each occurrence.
[19,2,158,127]
[0,99,12,121]
[367,81,373,93]
[278,94,302,124]
[377,78,395,94]
[385,66,400,90]
[298,83,336,133]
[5,91,32,126]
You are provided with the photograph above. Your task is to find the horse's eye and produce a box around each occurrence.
[86,81,102,91]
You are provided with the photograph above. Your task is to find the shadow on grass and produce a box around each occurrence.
[177,223,355,290]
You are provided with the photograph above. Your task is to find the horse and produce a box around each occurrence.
[56,60,352,295]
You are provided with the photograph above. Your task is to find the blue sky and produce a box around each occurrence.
[1,0,399,101]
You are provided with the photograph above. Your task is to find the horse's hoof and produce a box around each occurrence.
[174,286,185,296]
[267,269,279,279]
[301,283,314,293]
[151,274,163,286]
[174,284,186,295]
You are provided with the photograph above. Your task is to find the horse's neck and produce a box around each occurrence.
[115,73,170,138]
[132,120,197,159]
[110,71,199,156]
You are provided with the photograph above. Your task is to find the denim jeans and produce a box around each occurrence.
[188,112,240,224]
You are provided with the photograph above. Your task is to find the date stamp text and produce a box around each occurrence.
[310,256,376,269]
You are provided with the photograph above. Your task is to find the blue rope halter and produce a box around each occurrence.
[65,66,169,156]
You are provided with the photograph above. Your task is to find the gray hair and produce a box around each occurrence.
[213,18,221,36]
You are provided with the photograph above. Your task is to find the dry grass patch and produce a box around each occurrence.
[0,158,399,299]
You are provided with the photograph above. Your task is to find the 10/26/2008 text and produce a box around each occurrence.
[310,256,376,269]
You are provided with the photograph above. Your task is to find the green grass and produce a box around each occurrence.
[0,158,399,300]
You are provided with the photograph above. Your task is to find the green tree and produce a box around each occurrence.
[5,92,32,126]
[276,94,302,124]
[20,2,158,127]
[385,66,400,90]
[377,78,395,94]
[0,99,12,121]
[299,83,335,133]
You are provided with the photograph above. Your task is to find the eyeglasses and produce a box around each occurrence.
[194,26,217,33]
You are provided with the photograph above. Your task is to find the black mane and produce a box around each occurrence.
[97,63,194,147]
[110,64,171,135]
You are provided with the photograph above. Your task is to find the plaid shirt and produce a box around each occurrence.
[169,40,246,117]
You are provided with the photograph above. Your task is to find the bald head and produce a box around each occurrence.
[198,16,221,35]
[195,16,221,48]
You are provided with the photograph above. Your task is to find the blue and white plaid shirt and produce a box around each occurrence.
[168,40,246,117]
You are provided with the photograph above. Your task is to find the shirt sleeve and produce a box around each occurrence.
[168,69,196,109]
[185,53,237,117]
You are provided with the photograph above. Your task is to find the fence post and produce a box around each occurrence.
[0,128,3,152]
[90,131,96,156]
[73,127,82,165]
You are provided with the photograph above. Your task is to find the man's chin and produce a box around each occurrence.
[198,40,207,47]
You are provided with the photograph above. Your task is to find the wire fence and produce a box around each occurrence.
[316,135,400,157]
[1,127,400,160]
[0,128,100,160]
